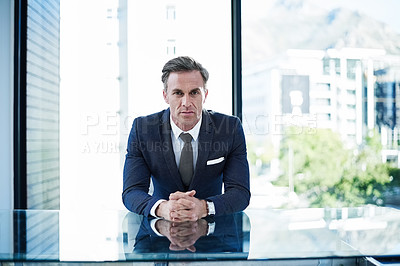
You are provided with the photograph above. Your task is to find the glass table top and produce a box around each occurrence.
[1,206,399,262]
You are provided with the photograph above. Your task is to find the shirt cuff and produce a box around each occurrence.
[206,200,216,216]
[207,222,215,235]
[150,199,167,218]
[150,218,164,237]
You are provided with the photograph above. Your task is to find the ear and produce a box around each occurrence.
[203,89,208,103]
[163,89,169,104]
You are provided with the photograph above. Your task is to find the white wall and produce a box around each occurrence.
[0,0,13,210]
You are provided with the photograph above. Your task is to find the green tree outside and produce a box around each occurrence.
[274,127,393,207]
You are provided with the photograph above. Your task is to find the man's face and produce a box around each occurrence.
[163,70,208,131]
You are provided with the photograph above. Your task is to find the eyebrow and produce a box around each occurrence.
[171,88,201,93]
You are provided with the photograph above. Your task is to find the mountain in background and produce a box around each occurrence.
[242,0,400,66]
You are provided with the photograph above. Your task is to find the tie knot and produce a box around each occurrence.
[180,133,193,143]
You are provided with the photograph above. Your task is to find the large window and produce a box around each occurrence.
[15,0,400,213]
[242,0,400,209]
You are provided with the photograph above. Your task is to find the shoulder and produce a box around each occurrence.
[131,109,168,136]
[134,109,167,125]
[204,109,241,127]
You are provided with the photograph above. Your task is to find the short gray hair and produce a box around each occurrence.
[161,56,209,92]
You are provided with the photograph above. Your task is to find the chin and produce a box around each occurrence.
[180,119,196,126]
[179,114,196,120]
[178,118,197,128]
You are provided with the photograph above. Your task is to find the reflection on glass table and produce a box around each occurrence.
[124,212,249,260]
[246,206,400,260]
[1,206,400,263]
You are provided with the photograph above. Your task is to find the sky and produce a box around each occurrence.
[310,0,400,33]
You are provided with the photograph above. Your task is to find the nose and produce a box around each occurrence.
[182,94,191,107]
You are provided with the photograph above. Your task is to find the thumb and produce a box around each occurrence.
[185,190,196,197]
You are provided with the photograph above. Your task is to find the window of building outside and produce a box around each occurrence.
[242,0,400,210]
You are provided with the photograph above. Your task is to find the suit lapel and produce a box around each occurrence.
[159,109,185,191]
[189,110,214,190]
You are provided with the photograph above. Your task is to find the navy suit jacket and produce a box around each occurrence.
[122,108,250,217]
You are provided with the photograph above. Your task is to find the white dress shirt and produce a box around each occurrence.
[149,116,202,217]
[170,115,202,169]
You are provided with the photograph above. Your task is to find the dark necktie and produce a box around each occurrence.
[179,133,193,187]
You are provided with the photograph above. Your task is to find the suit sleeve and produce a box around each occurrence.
[207,118,251,215]
[122,118,162,216]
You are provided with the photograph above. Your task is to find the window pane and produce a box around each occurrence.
[242,0,400,209]
[27,0,60,209]
[60,0,231,210]
[0,0,13,210]
[60,0,123,210]
[127,1,232,119]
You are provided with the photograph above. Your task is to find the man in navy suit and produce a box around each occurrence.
[123,56,250,222]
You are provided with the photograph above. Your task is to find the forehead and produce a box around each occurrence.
[167,70,204,89]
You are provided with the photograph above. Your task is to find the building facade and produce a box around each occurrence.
[243,47,400,170]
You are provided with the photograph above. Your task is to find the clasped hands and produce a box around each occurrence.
[155,190,208,222]
[155,218,208,252]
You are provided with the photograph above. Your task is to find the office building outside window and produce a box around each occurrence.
[242,0,400,209]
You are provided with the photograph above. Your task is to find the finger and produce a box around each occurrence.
[171,221,192,226]
[176,198,196,209]
[170,215,194,223]
[176,237,196,248]
[169,244,186,251]
[171,221,196,234]
[186,245,196,252]
[170,225,196,236]
[170,216,186,222]
[185,190,196,197]
[169,191,187,200]
[169,199,195,212]
[169,199,194,212]
[172,209,198,222]
[170,211,193,222]
[169,190,196,200]
[171,221,193,228]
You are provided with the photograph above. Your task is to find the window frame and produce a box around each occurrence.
[14,0,28,210]
[232,0,242,120]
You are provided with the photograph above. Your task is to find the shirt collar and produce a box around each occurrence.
[170,115,202,141]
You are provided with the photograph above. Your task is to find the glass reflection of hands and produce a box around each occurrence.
[155,219,208,252]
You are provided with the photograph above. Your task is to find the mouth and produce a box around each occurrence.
[179,110,195,116]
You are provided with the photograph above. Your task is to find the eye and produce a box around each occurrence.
[173,91,183,96]
[190,90,200,95]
